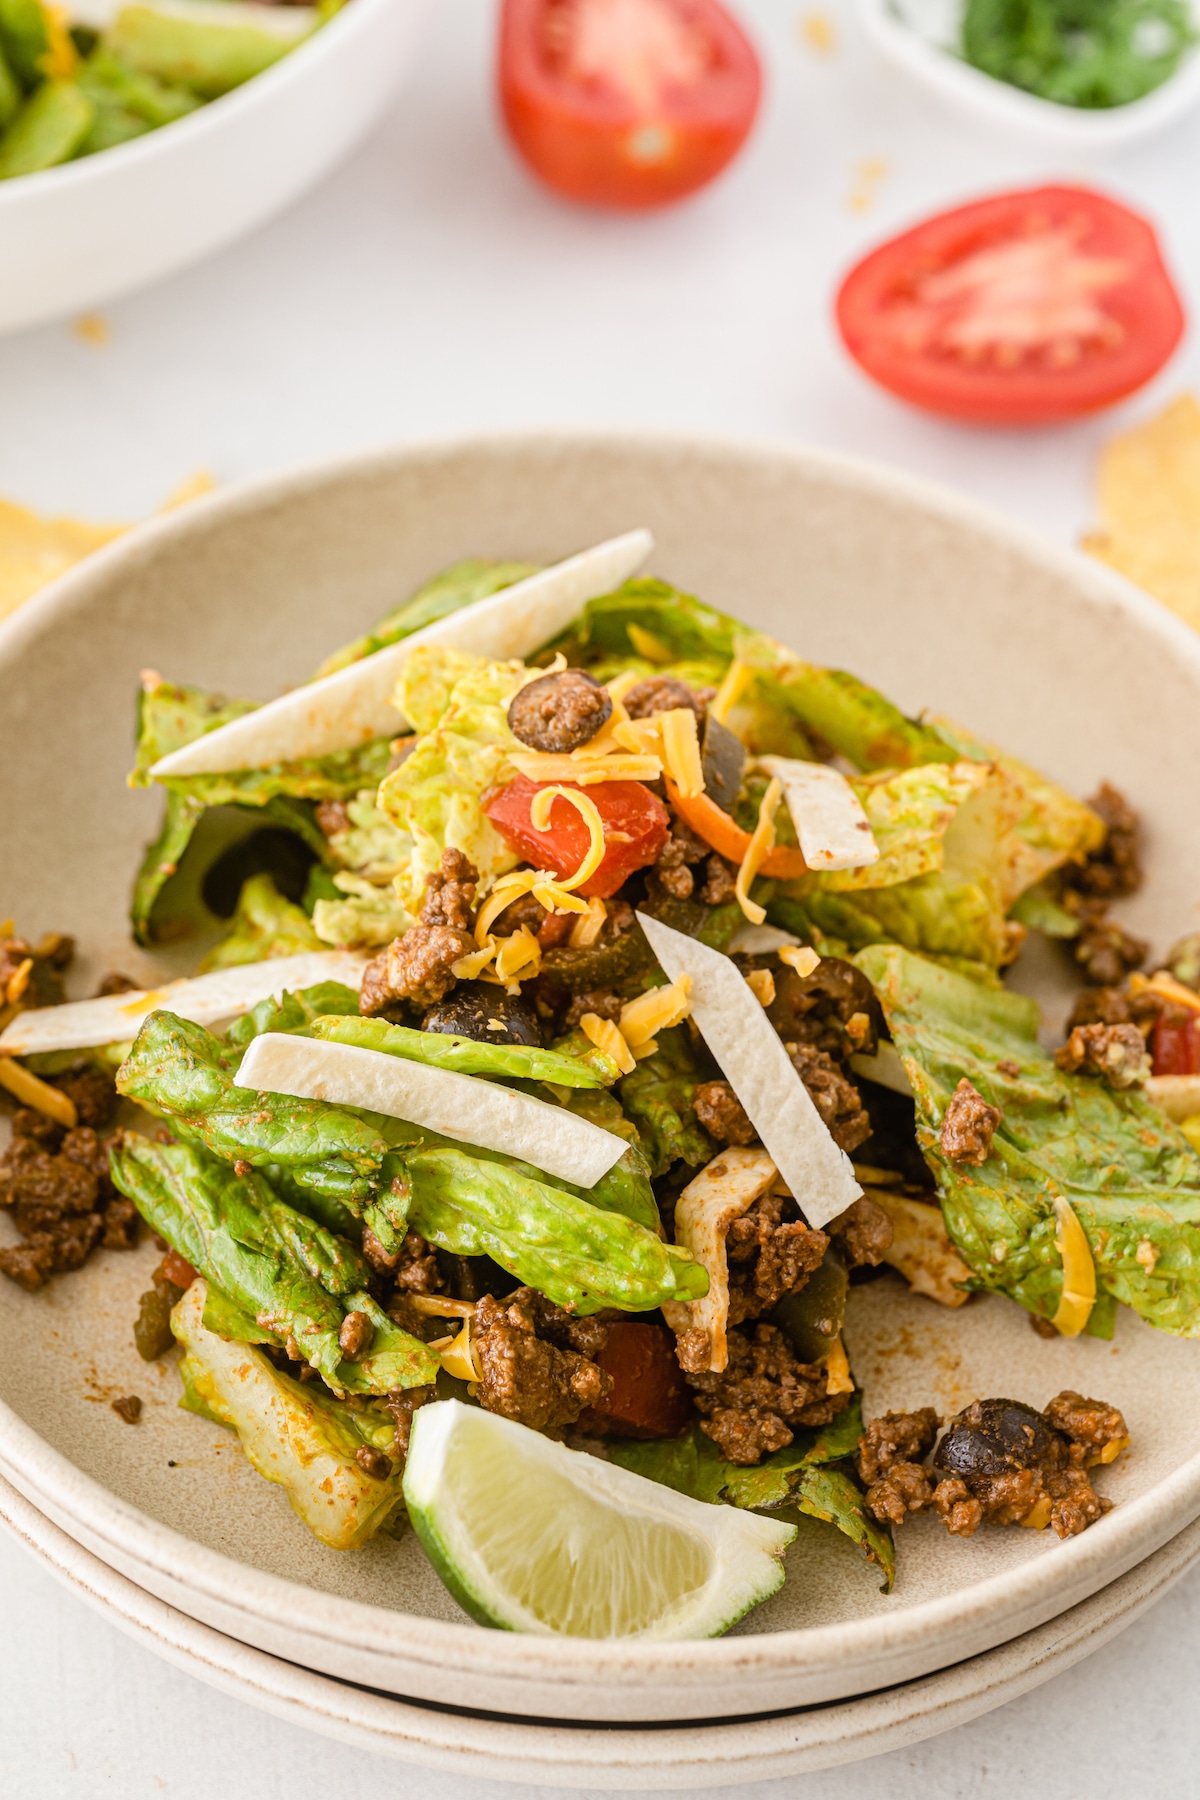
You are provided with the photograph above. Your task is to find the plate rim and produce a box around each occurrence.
[4,1464,1200,1785]
[4,427,1200,1694]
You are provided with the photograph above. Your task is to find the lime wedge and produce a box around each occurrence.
[403,1400,796,1639]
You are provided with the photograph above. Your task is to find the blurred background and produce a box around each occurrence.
[2,0,1196,545]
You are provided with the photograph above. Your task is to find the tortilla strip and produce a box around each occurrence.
[662,1148,778,1372]
[0,951,367,1056]
[150,530,653,778]
[637,913,861,1230]
[865,1187,972,1308]
[236,1034,627,1188]
[757,757,879,873]
[849,1043,913,1098]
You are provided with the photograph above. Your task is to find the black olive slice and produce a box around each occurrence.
[506,669,613,754]
[421,982,543,1047]
[700,712,747,816]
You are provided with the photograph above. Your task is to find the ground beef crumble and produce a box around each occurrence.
[694,1079,756,1147]
[826,1195,893,1268]
[472,1287,612,1432]
[859,1393,1127,1542]
[688,1321,850,1463]
[1055,1022,1150,1088]
[786,1043,872,1153]
[359,848,478,1013]
[1061,785,1148,987]
[724,1192,829,1323]
[0,1072,136,1292]
[623,675,707,721]
[939,1078,1001,1166]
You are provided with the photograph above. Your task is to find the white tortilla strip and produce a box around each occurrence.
[637,913,861,1230]
[727,923,802,956]
[0,952,366,1056]
[150,530,654,778]
[236,1034,626,1189]
[850,1043,913,1098]
[757,757,879,873]
[1145,1073,1200,1122]
[866,1187,971,1309]
[661,1148,777,1372]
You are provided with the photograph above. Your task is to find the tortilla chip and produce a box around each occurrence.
[1083,395,1200,633]
[236,1034,627,1188]
[0,498,125,625]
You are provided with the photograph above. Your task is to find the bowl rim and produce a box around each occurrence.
[0,0,397,207]
[856,0,1200,144]
[4,425,1200,1685]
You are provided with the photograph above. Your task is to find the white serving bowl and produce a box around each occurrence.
[858,0,1200,148]
[0,0,431,337]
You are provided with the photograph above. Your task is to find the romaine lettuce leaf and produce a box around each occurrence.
[378,647,524,909]
[616,1025,713,1177]
[173,1280,408,1550]
[857,944,1200,1336]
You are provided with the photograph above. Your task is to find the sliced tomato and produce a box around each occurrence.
[1151,1012,1200,1077]
[483,775,669,898]
[498,0,761,210]
[579,1321,693,1437]
[836,186,1185,426]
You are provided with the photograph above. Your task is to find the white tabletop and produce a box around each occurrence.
[3,0,1200,1791]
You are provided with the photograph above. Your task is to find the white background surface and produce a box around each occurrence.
[3,0,1200,1793]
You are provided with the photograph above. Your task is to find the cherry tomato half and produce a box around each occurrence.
[836,186,1185,426]
[498,0,761,210]
[483,775,669,898]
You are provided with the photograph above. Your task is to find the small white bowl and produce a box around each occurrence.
[0,0,431,337]
[858,0,1200,148]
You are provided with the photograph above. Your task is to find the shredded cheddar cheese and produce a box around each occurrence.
[494,926,542,982]
[0,1057,77,1128]
[659,707,704,799]
[508,750,662,785]
[434,1314,483,1383]
[1135,969,1200,1015]
[821,1336,855,1396]
[779,944,821,978]
[1050,1196,1096,1338]
[611,716,663,757]
[606,670,643,704]
[569,896,608,948]
[745,968,775,1007]
[579,1012,636,1075]
[619,977,693,1048]
[474,870,587,945]
[734,776,783,926]
[529,786,607,891]
[710,659,753,725]
[627,624,675,664]
[451,943,497,980]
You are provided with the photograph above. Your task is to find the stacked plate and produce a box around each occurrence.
[3,435,1200,1783]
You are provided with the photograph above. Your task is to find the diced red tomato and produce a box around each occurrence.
[836,186,1184,426]
[580,1320,693,1437]
[484,775,669,898]
[1151,1012,1200,1077]
[498,0,761,210]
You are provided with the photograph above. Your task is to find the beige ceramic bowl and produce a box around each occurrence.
[3,433,1200,1725]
